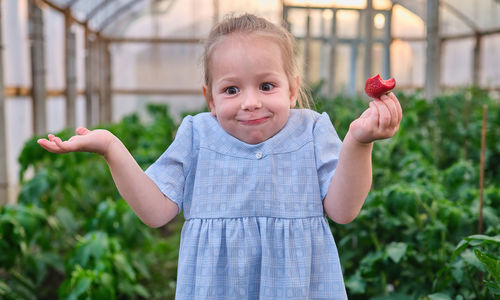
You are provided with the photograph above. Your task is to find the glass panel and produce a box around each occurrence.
[72,0,105,21]
[336,10,359,39]
[284,0,366,9]
[391,40,425,87]
[373,0,391,10]
[391,4,425,39]
[442,38,474,85]
[288,8,307,37]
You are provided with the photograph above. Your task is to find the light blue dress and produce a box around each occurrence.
[146,109,347,299]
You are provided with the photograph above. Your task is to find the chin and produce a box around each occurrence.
[240,134,267,145]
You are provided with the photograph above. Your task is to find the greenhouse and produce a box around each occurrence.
[1,0,499,299]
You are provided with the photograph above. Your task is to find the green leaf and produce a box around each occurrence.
[386,242,407,263]
[345,274,365,294]
[66,276,92,300]
[428,292,452,300]
[461,249,485,271]
[371,293,411,300]
[466,235,500,246]
[0,280,12,295]
[474,249,500,284]
[113,253,136,281]
[133,284,151,298]
[451,239,470,261]
[484,280,500,295]
[451,260,464,283]
[55,207,79,234]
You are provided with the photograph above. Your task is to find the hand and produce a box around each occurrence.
[348,92,402,144]
[37,127,116,156]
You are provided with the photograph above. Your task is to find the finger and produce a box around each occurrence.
[47,134,66,152]
[386,92,403,124]
[379,94,398,128]
[53,136,63,145]
[372,99,391,129]
[53,136,72,152]
[76,127,90,135]
[37,138,66,153]
[51,135,79,153]
[55,137,81,152]
[366,101,380,128]
[359,106,372,119]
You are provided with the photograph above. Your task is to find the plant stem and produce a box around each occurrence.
[478,104,487,234]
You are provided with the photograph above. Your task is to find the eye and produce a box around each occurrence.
[260,82,275,92]
[224,86,239,95]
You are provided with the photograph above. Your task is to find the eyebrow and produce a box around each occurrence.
[215,71,283,85]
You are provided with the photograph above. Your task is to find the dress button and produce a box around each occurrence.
[255,152,263,159]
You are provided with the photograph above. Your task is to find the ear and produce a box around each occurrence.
[203,85,216,116]
[289,76,300,108]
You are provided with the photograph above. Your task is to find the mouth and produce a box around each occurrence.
[239,117,269,125]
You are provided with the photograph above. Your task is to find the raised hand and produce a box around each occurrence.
[37,127,116,156]
[348,92,402,144]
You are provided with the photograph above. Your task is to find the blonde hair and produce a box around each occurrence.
[203,13,311,109]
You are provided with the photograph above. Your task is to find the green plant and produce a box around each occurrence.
[316,87,500,299]
[449,234,500,298]
[2,88,499,299]
[3,104,183,299]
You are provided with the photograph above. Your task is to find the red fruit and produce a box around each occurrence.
[364,74,396,98]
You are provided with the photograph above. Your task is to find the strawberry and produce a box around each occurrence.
[364,74,396,98]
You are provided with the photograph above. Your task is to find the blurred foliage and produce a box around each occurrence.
[314,86,500,299]
[0,88,499,299]
[2,104,181,299]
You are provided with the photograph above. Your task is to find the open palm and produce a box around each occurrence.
[38,127,115,156]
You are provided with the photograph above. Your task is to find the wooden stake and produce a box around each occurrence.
[29,0,47,135]
[478,104,487,234]
[65,8,77,130]
[0,0,9,204]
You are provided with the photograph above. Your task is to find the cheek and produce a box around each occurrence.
[213,100,236,118]
[270,96,293,112]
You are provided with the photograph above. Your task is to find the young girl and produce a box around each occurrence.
[39,14,402,300]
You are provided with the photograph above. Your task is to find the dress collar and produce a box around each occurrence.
[196,109,317,159]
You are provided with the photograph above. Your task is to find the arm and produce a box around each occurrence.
[38,127,178,228]
[323,92,402,224]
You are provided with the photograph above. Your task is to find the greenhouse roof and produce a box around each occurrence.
[42,0,500,38]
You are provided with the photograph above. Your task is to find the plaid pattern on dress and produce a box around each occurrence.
[146,109,347,299]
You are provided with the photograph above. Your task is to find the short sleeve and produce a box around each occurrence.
[313,112,342,200]
[145,115,194,214]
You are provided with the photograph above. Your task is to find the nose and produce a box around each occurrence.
[240,90,262,111]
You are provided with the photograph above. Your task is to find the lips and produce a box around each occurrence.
[239,117,269,125]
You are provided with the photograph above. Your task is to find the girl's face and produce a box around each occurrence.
[203,34,299,145]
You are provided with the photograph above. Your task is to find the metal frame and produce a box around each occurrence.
[0,0,8,204]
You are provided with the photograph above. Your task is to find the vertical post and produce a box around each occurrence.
[319,10,327,86]
[473,33,481,86]
[382,9,392,80]
[65,8,77,129]
[0,0,9,204]
[425,0,441,100]
[213,0,219,26]
[92,38,101,124]
[328,8,337,96]
[282,4,290,31]
[364,0,374,80]
[478,105,487,234]
[85,28,94,127]
[348,11,362,97]
[99,40,112,124]
[28,0,47,135]
[303,8,311,85]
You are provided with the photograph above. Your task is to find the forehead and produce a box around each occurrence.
[209,33,285,76]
